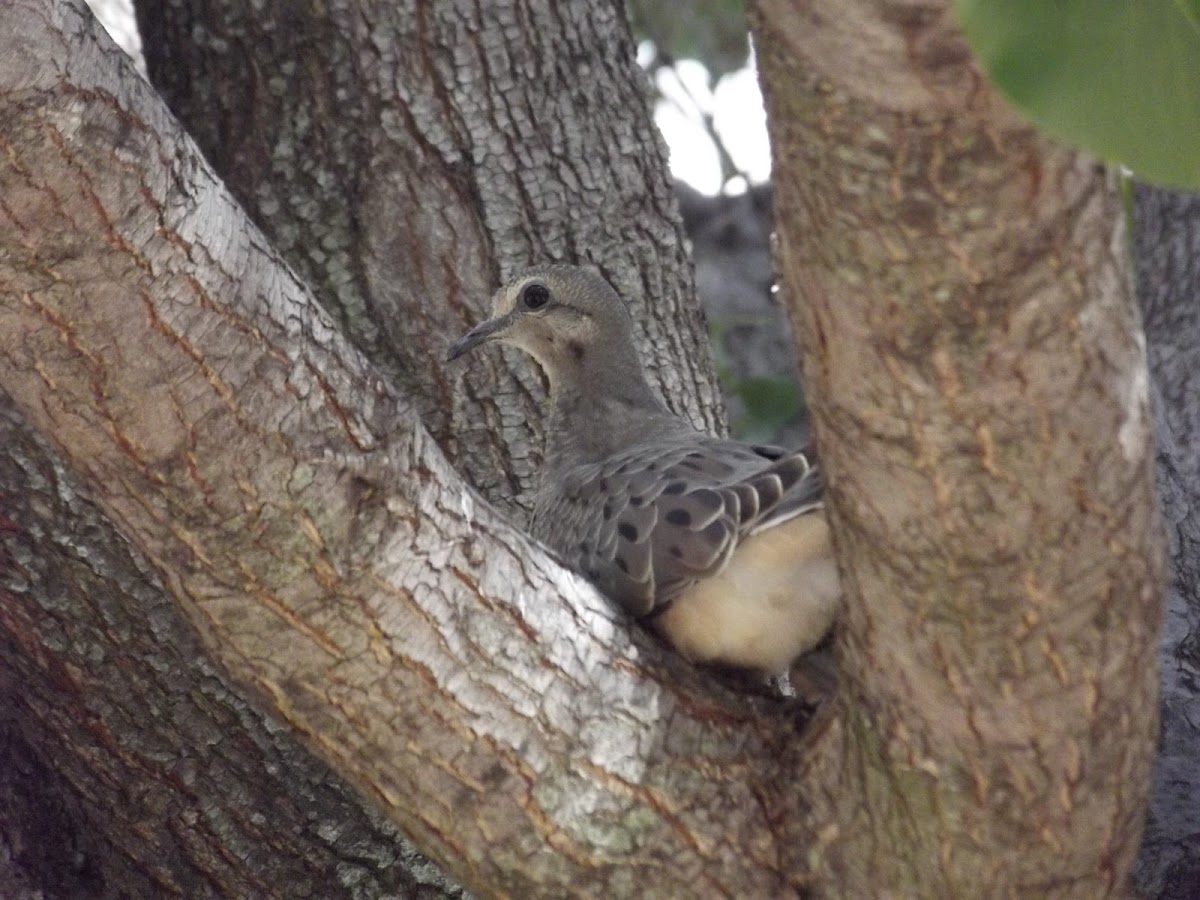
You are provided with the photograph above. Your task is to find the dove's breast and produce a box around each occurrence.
[652,511,838,673]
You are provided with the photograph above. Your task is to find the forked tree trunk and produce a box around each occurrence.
[750,0,1162,894]
[0,2,780,897]
[0,0,1166,897]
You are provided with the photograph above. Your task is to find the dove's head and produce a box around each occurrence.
[446,265,643,391]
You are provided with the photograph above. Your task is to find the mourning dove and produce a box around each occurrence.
[447,265,839,674]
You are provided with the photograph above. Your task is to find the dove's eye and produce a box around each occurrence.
[521,283,551,311]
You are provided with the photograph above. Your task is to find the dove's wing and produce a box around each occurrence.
[532,436,823,618]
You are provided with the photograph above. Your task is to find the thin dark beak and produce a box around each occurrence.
[446,316,507,362]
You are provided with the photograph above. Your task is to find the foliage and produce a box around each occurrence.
[628,0,749,80]
[956,0,1200,188]
[729,375,802,442]
[710,319,805,441]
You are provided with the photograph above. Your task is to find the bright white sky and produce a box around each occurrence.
[86,0,769,196]
[642,44,771,194]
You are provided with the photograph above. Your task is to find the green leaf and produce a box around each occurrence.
[1174,0,1200,29]
[955,0,1200,188]
[730,376,802,442]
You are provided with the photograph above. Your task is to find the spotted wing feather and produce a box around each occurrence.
[532,436,823,618]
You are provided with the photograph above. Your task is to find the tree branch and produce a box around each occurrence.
[1,4,816,895]
[134,0,728,517]
[751,0,1162,893]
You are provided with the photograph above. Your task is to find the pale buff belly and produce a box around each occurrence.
[653,512,839,673]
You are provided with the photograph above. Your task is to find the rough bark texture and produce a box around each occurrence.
[750,0,1163,895]
[134,0,723,517]
[0,3,809,897]
[1,0,1174,897]
[1132,184,1200,898]
[0,403,465,899]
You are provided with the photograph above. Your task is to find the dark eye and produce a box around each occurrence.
[521,283,550,311]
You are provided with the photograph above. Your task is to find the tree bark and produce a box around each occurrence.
[1,0,1170,897]
[0,401,462,899]
[750,0,1163,895]
[134,0,724,516]
[0,2,802,897]
[1131,183,1200,897]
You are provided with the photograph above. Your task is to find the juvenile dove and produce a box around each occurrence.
[447,265,839,673]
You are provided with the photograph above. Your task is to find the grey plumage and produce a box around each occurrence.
[448,265,839,673]
[533,433,822,618]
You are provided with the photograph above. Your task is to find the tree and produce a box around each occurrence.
[0,1,1168,897]
[1129,184,1200,897]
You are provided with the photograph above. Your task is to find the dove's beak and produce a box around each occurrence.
[446,314,510,362]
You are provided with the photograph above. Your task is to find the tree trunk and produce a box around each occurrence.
[1,0,1168,897]
[1131,183,1200,897]
[750,0,1163,895]
[1,2,790,897]
[134,0,724,516]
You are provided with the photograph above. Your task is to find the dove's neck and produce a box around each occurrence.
[542,360,682,474]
